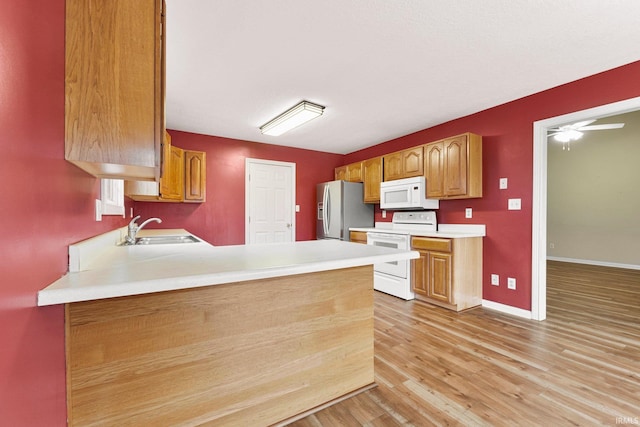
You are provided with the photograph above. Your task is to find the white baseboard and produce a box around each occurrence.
[547,256,640,271]
[482,300,533,320]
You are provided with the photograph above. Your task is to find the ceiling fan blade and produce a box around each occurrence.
[577,123,625,131]
[570,120,596,129]
[547,132,561,138]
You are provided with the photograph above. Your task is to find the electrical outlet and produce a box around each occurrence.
[382,210,387,218]
[491,274,499,286]
[508,198,521,210]
[507,277,516,290]
[549,243,555,249]
[499,178,508,189]
[465,208,473,218]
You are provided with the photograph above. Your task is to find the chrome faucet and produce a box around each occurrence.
[125,215,162,245]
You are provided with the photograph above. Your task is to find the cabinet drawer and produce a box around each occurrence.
[411,237,451,252]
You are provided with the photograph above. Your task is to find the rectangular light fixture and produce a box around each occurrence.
[260,101,325,136]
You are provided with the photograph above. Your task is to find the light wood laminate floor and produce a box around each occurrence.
[289,261,640,426]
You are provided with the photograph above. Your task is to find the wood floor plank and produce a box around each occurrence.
[289,261,640,426]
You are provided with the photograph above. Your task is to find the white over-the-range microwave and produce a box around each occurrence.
[379,176,439,210]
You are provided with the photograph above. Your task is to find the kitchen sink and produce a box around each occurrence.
[133,235,200,245]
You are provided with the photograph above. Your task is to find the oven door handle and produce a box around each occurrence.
[367,233,407,241]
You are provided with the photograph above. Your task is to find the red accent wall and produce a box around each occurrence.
[344,61,640,310]
[0,1,132,425]
[133,131,343,245]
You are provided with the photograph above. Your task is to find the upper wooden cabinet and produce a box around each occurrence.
[383,146,423,181]
[362,157,383,204]
[346,162,363,182]
[64,0,164,181]
[334,162,363,182]
[184,150,206,203]
[126,133,206,203]
[159,133,184,201]
[424,133,482,199]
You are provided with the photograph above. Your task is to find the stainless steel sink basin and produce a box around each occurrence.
[133,235,200,245]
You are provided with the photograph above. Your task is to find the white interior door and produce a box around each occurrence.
[245,159,296,244]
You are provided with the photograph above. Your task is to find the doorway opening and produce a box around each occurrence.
[531,96,640,320]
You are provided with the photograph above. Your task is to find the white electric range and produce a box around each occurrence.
[351,211,486,300]
[362,212,437,300]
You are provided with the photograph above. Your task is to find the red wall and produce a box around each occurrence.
[344,61,640,311]
[0,1,132,425]
[133,131,343,245]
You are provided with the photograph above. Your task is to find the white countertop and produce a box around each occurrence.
[350,222,486,238]
[38,229,418,306]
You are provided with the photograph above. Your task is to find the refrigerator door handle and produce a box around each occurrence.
[322,185,330,235]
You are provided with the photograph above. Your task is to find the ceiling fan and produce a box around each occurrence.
[547,119,625,150]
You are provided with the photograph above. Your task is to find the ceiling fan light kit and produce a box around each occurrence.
[260,101,325,136]
[547,119,625,151]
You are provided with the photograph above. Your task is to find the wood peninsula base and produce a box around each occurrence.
[65,266,374,426]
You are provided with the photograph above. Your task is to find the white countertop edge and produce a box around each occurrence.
[37,249,418,306]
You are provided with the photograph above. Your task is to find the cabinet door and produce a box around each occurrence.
[401,147,423,178]
[335,166,347,181]
[424,142,444,198]
[443,134,468,197]
[64,0,163,180]
[184,150,206,202]
[362,157,383,203]
[159,145,184,200]
[349,231,368,244]
[383,152,403,181]
[428,252,452,303]
[346,162,363,182]
[412,250,429,296]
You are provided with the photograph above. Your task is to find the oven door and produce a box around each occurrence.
[366,232,409,278]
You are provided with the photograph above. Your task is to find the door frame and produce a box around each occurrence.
[245,158,297,244]
[531,95,640,321]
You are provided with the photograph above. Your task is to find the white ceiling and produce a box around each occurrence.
[165,0,640,155]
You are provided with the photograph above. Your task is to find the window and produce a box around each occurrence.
[100,179,125,216]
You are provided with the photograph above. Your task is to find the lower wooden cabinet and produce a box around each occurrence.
[349,231,368,244]
[411,236,482,311]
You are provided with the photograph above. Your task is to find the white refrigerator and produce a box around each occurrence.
[316,180,374,240]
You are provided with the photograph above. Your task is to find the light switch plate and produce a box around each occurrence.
[499,178,508,189]
[508,198,521,210]
[295,205,300,212]
[465,208,472,218]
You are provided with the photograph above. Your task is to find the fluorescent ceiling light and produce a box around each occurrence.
[260,101,325,136]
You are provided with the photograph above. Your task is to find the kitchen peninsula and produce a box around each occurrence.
[39,229,417,426]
